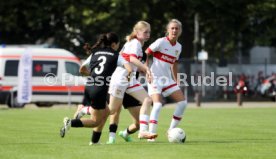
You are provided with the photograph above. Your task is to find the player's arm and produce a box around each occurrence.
[145,49,152,67]
[172,46,182,85]
[129,56,148,72]
[130,56,152,83]
[118,53,133,80]
[79,65,90,76]
[123,63,132,81]
[171,61,178,84]
[79,54,92,76]
[123,63,132,73]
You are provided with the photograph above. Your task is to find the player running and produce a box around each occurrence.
[108,21,157,140]
[60,32,120,142]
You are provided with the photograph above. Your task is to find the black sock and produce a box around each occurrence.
[71,119,84,127]
[127,127,136,134]
[109,124,118,133]
[91,131,102,143]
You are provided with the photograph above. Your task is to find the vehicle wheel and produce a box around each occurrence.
[7,92,25,108]
[35,103,54,107]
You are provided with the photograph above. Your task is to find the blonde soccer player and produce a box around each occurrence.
[145,19,188,141]
[108,21,157,140]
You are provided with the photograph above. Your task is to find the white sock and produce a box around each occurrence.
[80,106,91,115]
[109,132,116,139]
[149,102,162,133]
[139,114,149,132]
[169,100,187,129]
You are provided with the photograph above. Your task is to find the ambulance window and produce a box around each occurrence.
[65,62,80,76]
[4,60,19,76]
[33,61,58,76]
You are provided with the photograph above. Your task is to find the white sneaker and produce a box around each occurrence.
[147,138,156,142]
[119,131,133,142]
[89,142,101,145]
[106,137,116,144]
[60,117,71,138]
[138,131,158,139]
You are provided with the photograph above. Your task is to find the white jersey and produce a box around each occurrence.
[120,38,143,72]
[108,38,144,98]
[146,37,182,79]
[117,54,129,67]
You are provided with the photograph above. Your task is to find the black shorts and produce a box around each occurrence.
[122,93,141,109]
[81,94,90,106]
[83,85,108,110]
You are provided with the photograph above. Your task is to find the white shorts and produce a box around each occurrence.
[147,77,180,97]
[109,67,144,98]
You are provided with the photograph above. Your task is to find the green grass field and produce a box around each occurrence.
[0,103,276,159]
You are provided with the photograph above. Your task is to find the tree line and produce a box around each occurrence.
[0,0,275,60]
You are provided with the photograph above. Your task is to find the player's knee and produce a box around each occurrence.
[109,107,116,115]
[177,100,188,110]
[109,109,114,115]
[144,96,152,106]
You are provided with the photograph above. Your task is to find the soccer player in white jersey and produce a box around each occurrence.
[145,19,188,141]
[108,21,157,140]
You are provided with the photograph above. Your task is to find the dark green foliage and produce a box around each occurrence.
[0,0,275,58]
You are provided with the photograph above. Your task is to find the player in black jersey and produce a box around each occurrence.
[72,54,144,144]
[60,32,120,142]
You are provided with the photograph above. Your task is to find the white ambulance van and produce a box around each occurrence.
[0,47,85,108]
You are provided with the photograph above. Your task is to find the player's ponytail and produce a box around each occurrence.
[91,34,108,49]
[125,21,150,42]
[84,32,119,54]
[105,32,119,47]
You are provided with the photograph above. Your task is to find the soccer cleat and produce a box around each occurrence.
[166,129,171,137]
[106,137,116,144]
[119,131,133,142]
[138,131,158,139]
[89,142,101,145]
[147,138,156,142]
[60,117,71,138]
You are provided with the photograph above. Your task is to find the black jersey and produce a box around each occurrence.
[89,47,118,85]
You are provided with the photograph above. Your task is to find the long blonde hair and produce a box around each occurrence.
[166,19,182,36]
[125,21,150,42]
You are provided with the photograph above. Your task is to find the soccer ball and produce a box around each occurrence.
[167,128,186,143]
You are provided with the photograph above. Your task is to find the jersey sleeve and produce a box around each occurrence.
[146,38,162,55]
[81,54,92,68]
[121,40,141,61]
[127,40,140,58]
[117,54,129,66]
